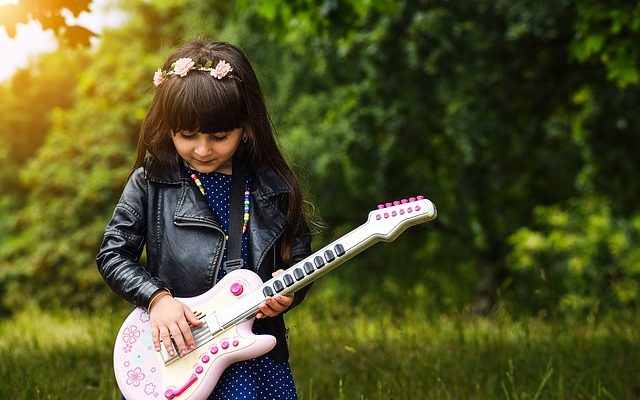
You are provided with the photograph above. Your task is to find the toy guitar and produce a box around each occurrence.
[114,196,437,400]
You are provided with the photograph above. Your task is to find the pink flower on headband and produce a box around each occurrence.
[153,68,165,87]
[173,57,195,77]
[211,60,233,79]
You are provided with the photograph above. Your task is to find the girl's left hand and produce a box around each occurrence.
[256,269,293,319]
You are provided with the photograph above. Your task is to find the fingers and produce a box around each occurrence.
[186,308,204,327]
[150,299,201,356]
[256,294,293,319]
[256,269,294,319]
[160,329,174,356]
[152,327,162,352]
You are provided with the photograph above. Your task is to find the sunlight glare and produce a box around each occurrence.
[0,21,57,81]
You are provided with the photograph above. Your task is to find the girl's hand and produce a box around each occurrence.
[256,269,294,319]
[150,295,203,356]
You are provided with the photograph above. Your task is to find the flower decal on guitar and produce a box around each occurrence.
[144,383,157,395]
[127,367,146,387]
[123,343,133,353]
[139,311,151,323]
[123,325,142,344]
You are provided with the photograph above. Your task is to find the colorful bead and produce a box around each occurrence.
[190,173,206,196]
[242,189,250,233]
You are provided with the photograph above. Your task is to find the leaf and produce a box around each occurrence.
[60,25,96,47]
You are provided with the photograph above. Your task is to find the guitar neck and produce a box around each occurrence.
[213,197,437,328]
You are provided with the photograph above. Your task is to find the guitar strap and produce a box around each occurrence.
[223,156,245,274]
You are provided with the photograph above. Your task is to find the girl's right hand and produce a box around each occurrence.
[150,295,203,357]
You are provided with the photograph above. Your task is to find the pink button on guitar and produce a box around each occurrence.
[230,282,244,296]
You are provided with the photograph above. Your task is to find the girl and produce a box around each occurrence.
[97,38,313,399]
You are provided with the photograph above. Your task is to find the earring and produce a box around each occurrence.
[242,136,248,143]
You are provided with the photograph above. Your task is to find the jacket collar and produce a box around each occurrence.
[144,155,289,199]
[144,155,290,274]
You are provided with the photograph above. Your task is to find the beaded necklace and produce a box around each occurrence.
[186,164,250,234]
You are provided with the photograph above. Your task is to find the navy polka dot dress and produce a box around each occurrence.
[194,168,299,400]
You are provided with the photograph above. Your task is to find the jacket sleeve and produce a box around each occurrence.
[96,168,170,308]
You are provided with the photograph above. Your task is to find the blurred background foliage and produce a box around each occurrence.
[0,0,639,320]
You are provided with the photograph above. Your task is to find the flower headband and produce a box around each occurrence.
[153,57,235,87]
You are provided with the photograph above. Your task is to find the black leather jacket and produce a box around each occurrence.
[96,156,312,362]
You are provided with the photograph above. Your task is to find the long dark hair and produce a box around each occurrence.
[134,38,305,265]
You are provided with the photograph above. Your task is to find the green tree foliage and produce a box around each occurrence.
[509,196,640,316]
[0,0,239,311]
[244,0,640,315]
[0,0,638,318]
[572,1,640,88]
[0,2,164,310]
[0,48,89,307]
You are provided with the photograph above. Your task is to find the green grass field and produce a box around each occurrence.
[1,291,638,399]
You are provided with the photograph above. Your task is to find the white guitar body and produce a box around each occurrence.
[114,196,437,399]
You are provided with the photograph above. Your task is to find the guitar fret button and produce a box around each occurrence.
[334,244,345,256]
[324,250,335,262]
[263,286,275,297]
[273,280,285,292]
[314,256,325,269]
[303,262,315,274]
[283,274,295,286]
[293,268,305,281]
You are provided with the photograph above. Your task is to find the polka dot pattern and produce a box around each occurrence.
[210,355,298,400]
[195,170,250,280]
[197,169,299,400]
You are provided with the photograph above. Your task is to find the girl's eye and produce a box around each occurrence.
[211,134,229,142]
[178,131,197,140]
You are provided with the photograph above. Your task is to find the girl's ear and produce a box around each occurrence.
[242,126,251,142]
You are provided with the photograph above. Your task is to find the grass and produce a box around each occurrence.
[1,293,638,399]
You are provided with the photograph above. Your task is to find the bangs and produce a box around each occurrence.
[161,71,245,134]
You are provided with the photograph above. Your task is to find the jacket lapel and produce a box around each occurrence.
[146,156,220,229]
[249,167,289,272]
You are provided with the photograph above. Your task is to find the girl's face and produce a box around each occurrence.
[171,127,244,174]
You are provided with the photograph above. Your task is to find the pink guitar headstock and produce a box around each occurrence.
[366,195,437,241]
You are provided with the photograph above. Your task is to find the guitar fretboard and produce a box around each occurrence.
[213,197,437,329]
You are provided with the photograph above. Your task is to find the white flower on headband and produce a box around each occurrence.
[153,57,236,86]
[173,58,195,77]
[153,68,165,86]
[211,60,233,79]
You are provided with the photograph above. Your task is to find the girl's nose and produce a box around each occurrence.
[193,137,211,156]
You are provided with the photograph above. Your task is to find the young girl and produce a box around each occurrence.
[97,38,312,400]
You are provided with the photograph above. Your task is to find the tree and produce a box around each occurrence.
[242,0,640,315]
